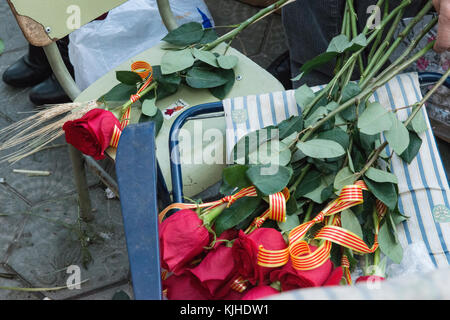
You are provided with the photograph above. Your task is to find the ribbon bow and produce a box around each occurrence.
[109,61,153,148]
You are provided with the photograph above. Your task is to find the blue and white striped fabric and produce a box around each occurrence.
[223,72,450,269]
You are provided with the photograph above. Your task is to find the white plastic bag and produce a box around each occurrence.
[68,0,214,91]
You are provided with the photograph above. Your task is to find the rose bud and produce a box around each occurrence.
[159,209,211,275]
[232,228,287,285]
[270,245,341,290]
[190,245,237,298]
[242,285,280,300]
[163,272,212,300]
[63,108,121,160]
[355,275,385,283]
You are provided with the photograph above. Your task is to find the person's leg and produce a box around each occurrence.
[2,44,52,88]
[29,36,73,105]
[282,0,427,88]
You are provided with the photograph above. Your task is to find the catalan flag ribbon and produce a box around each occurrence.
[109,61,154,149]
[158,186,258,223]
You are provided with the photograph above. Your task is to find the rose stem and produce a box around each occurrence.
[201,0,293,52]
[302,0,411,117]
[361,6,406,82]
[288,163,311,194]
[367,0,389,62]
[300,39,435,143]
[369,14,438,87]
[303,201,314,223]
[360,1,434,88]
[355,66,450,179]
[201,203,228,226]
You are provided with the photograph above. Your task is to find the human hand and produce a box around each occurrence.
[432,0,450,52]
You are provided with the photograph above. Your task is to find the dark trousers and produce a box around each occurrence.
[282,0,427,87]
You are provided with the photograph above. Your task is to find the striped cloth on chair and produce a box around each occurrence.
[223,72,450,269]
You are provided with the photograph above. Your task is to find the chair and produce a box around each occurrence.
[7,0,284,221]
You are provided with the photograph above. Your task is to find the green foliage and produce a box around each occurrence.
[214,197,261,237]
[162,22,205,46]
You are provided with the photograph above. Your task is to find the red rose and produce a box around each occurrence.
[163,272,212,300]
[232,228,287,285]
[242,285,279,300]
[270,245,342,291]
[62,108,121,160]
[355,275,385,283]
[159,209,211,275]
[190,245,237,298]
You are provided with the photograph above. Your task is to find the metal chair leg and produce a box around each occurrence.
[68,145,94,222]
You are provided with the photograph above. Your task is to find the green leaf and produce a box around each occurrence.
[294,84,315,110]
[246,165,293,196]
[138,108,164,136]
[141,98,158,117]
[295,169,322,198]
[233,127,277,164]
[385,114,409,155]
[341,209,364,239]
[214,197,261,237]
[0,39,4,55]
[297,139,345,159]
[116,71,143,86]
[327,34,352,53]
[303,178,329,203]
[341,82,361,102]
[363,177,397,210]
[365,167,398,184]
[347,149,355,172]
[399,131,422,164]
[304,106,328,128]
[357,102,393,135]
[217,55,238,69]
[277,116,304,139]
[192,48,219,67]
[278,214,300,234]
[334,167,357,194]
[161,49,195,74]
[408,107,428,133]
[299,51,337,77]
[247,140,291,167]
[348,34,368,51]
[198,29,219,44]
[162,22,205,46]
[100,83,136,103]
[186,67,229,88]
[317,128,349,149]
[378,222,403,264]
[209,68,235,100]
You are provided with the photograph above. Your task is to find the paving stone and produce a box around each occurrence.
[0,144,100,205]
[0,185,29,262]
[0,265,40,300]
[76,282,134,300]
[4,187,129,300]
[0,1,28,54]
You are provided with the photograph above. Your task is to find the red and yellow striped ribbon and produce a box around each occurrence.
[341,255,352,285]
[109,125,122,148]
[110,61,154,149]
[245,188,289,233]
[158,186,258,223]
[257,245,290,268]
[229,275,248,293]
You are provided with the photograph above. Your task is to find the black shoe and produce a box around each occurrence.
[2,45,52,88]
[29,75,71,106]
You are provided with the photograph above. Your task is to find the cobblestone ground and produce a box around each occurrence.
[0,0,448,300]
